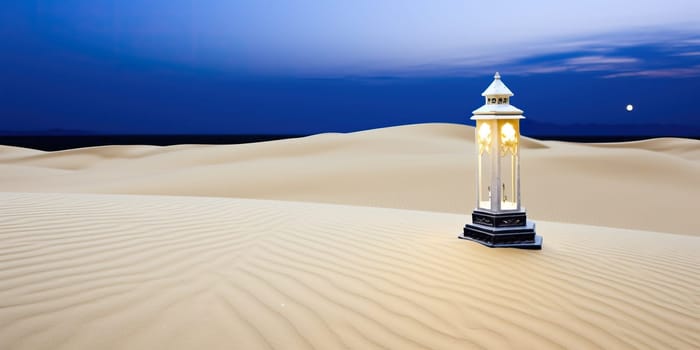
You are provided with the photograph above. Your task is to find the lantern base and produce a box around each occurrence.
[460,211,542,249]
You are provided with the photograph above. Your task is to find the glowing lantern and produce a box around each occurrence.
[459,72,542,249]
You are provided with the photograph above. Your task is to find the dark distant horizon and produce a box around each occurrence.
[2,119,700,138]
[2,1,699,137]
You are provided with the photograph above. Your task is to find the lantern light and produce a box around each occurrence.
[478,122,492,155]
[500,122,517,155]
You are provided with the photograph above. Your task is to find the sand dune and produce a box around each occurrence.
[1,123,699,349]
[1,123,698,235]
[0,192,698,350]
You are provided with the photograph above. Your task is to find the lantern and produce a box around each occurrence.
[460,72,542,249]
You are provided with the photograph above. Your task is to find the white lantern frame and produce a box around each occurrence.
[460,73,542,249]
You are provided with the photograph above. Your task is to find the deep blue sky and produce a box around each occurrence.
[1,1,700,136]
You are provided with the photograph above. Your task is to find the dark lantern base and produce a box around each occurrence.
[459,209,542,250]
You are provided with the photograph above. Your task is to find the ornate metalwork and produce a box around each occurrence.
[500,218,522,226]
[474,216,492,225]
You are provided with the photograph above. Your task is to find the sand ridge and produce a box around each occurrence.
[0,192,698,350]
[1,123,698,235]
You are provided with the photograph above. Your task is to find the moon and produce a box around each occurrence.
[626,104,634,112]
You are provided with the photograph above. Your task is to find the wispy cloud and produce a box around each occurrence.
[602,65,700,78]
[498,55,641,76]
[343,29,700,79]
[561,55,641,73]
[678,39,700,46]
[521,66,570,74]
[565,56,638,65]
[472,32,700,79]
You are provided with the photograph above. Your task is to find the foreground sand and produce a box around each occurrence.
[0,192,698,350]
[1,123,699,349]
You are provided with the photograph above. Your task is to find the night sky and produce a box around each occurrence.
[2,1,700,136]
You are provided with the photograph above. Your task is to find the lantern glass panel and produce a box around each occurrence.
[498,120,520,211]
[476,120,494,210]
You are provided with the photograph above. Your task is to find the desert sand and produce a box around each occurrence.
[0,123,699,349]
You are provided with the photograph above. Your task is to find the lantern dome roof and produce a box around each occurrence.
[471,72,524,120]
[481,72,513,97]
